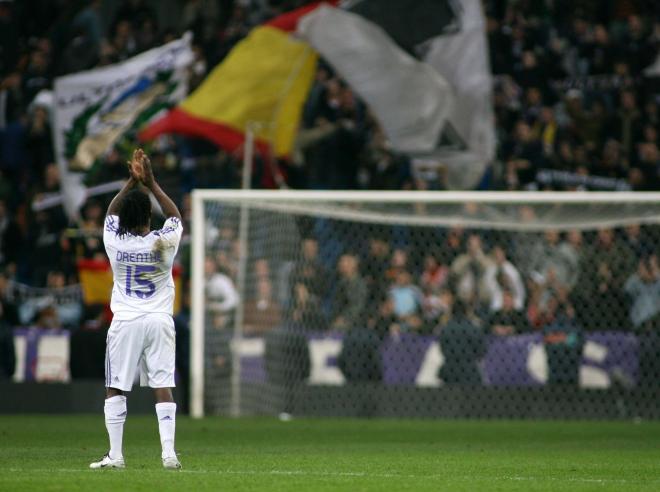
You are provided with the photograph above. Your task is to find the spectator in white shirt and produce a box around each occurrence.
[205,257,239,315]
[484,245,526,312]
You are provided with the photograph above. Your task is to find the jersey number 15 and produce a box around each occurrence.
[125,265,156,299]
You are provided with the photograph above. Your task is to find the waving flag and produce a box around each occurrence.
[298,0,495,188]
[297,6,453,154]
[140,2,335,157]
[53,33,193,218]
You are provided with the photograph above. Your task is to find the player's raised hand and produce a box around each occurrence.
[140,151,156,189]
[127,148,145,181]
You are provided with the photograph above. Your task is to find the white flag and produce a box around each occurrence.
[52,33,193,219]
[298,6,453,154]
[298,0,495,189]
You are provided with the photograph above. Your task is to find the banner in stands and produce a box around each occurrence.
[298,0,495,189]
[13,331,638,388]
[238,332,638,389]
[13,328,70,383]
[52,33,193,219]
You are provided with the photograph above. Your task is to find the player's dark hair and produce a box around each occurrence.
[117,189,151,237]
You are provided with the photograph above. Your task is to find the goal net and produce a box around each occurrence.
[190,191,660,419]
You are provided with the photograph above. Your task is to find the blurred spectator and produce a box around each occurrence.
[289,281,325,331]
[205,256,239,330]
[623,223,653,259]
[450,234,493,308]
[0,271,18,327]
[0,318,13,379]
[488,290,529,336]
[60,7,101,74]
[561,230,584,277]
[302,79,365,189]
[338,322,382,383]
[243,277,281,336]
[503,120,545,188]
[362,235,391,308]
[384,248,409,285]
[484,244,525,312]
[25,104,53,183]
[332,254,367,331]
[0,270,17,378]
[419,253,449,294]
[369,296,400,340]
[565,93,608,150]
[625,254,660,387]
[290,237,327,301]
[17,269,79,330]
[21,46,52,107]
[46,270,81,329]
[438,299,486,385]
[33,303,60,330]
[111,19,138,61]
[265,321,310,419]
[70,306,107,380]
[358,130,412,190]
[624,255,660,331]
[181,0,221,46]
[387,269,423,333]
[527,230,578,291]
[0,1,19,77]
[607,89,643,158]
[174,286,191,413]
[438,227,465,265]
[422,287,453,332]
[72,0,103,52]
[76,200,105,260]
[571,230,630,331]
[543,300,584,386]
[0,199,20,269]
[28,207,67,285]
[592,139,627,180]
[113,0,157,36]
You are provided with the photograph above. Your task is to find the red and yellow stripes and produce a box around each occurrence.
[141,2,338,156]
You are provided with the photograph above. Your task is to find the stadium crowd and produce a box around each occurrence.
[0,0,659,385]
[202,219,660,387]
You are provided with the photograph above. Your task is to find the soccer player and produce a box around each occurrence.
[90,149,183,470]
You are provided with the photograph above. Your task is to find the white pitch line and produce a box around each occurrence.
[5,468,658,484]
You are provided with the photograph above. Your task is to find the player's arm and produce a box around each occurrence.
[107,149,144,216]
[107,175,138,216]
[141,153,182,220]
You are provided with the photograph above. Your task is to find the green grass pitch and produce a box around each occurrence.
[1,415,659,491]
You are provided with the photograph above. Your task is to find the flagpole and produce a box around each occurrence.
[230,124,254,417]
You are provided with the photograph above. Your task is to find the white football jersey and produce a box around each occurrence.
[104,215,183,320]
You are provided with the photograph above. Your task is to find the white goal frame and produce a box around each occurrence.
[190,190,660,418]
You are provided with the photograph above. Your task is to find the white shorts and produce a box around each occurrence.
[105,313,176,391]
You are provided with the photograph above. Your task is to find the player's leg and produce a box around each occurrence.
[153,386,178,468]
[101,387,127,466]
[91,319,144,469]
[142,314,180,469]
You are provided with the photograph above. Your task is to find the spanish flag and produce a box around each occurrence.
[140,2,336,157]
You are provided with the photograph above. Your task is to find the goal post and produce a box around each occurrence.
[190,190,660,419]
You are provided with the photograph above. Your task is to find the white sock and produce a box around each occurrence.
[156,402,177,459]
[104,395,127,460]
